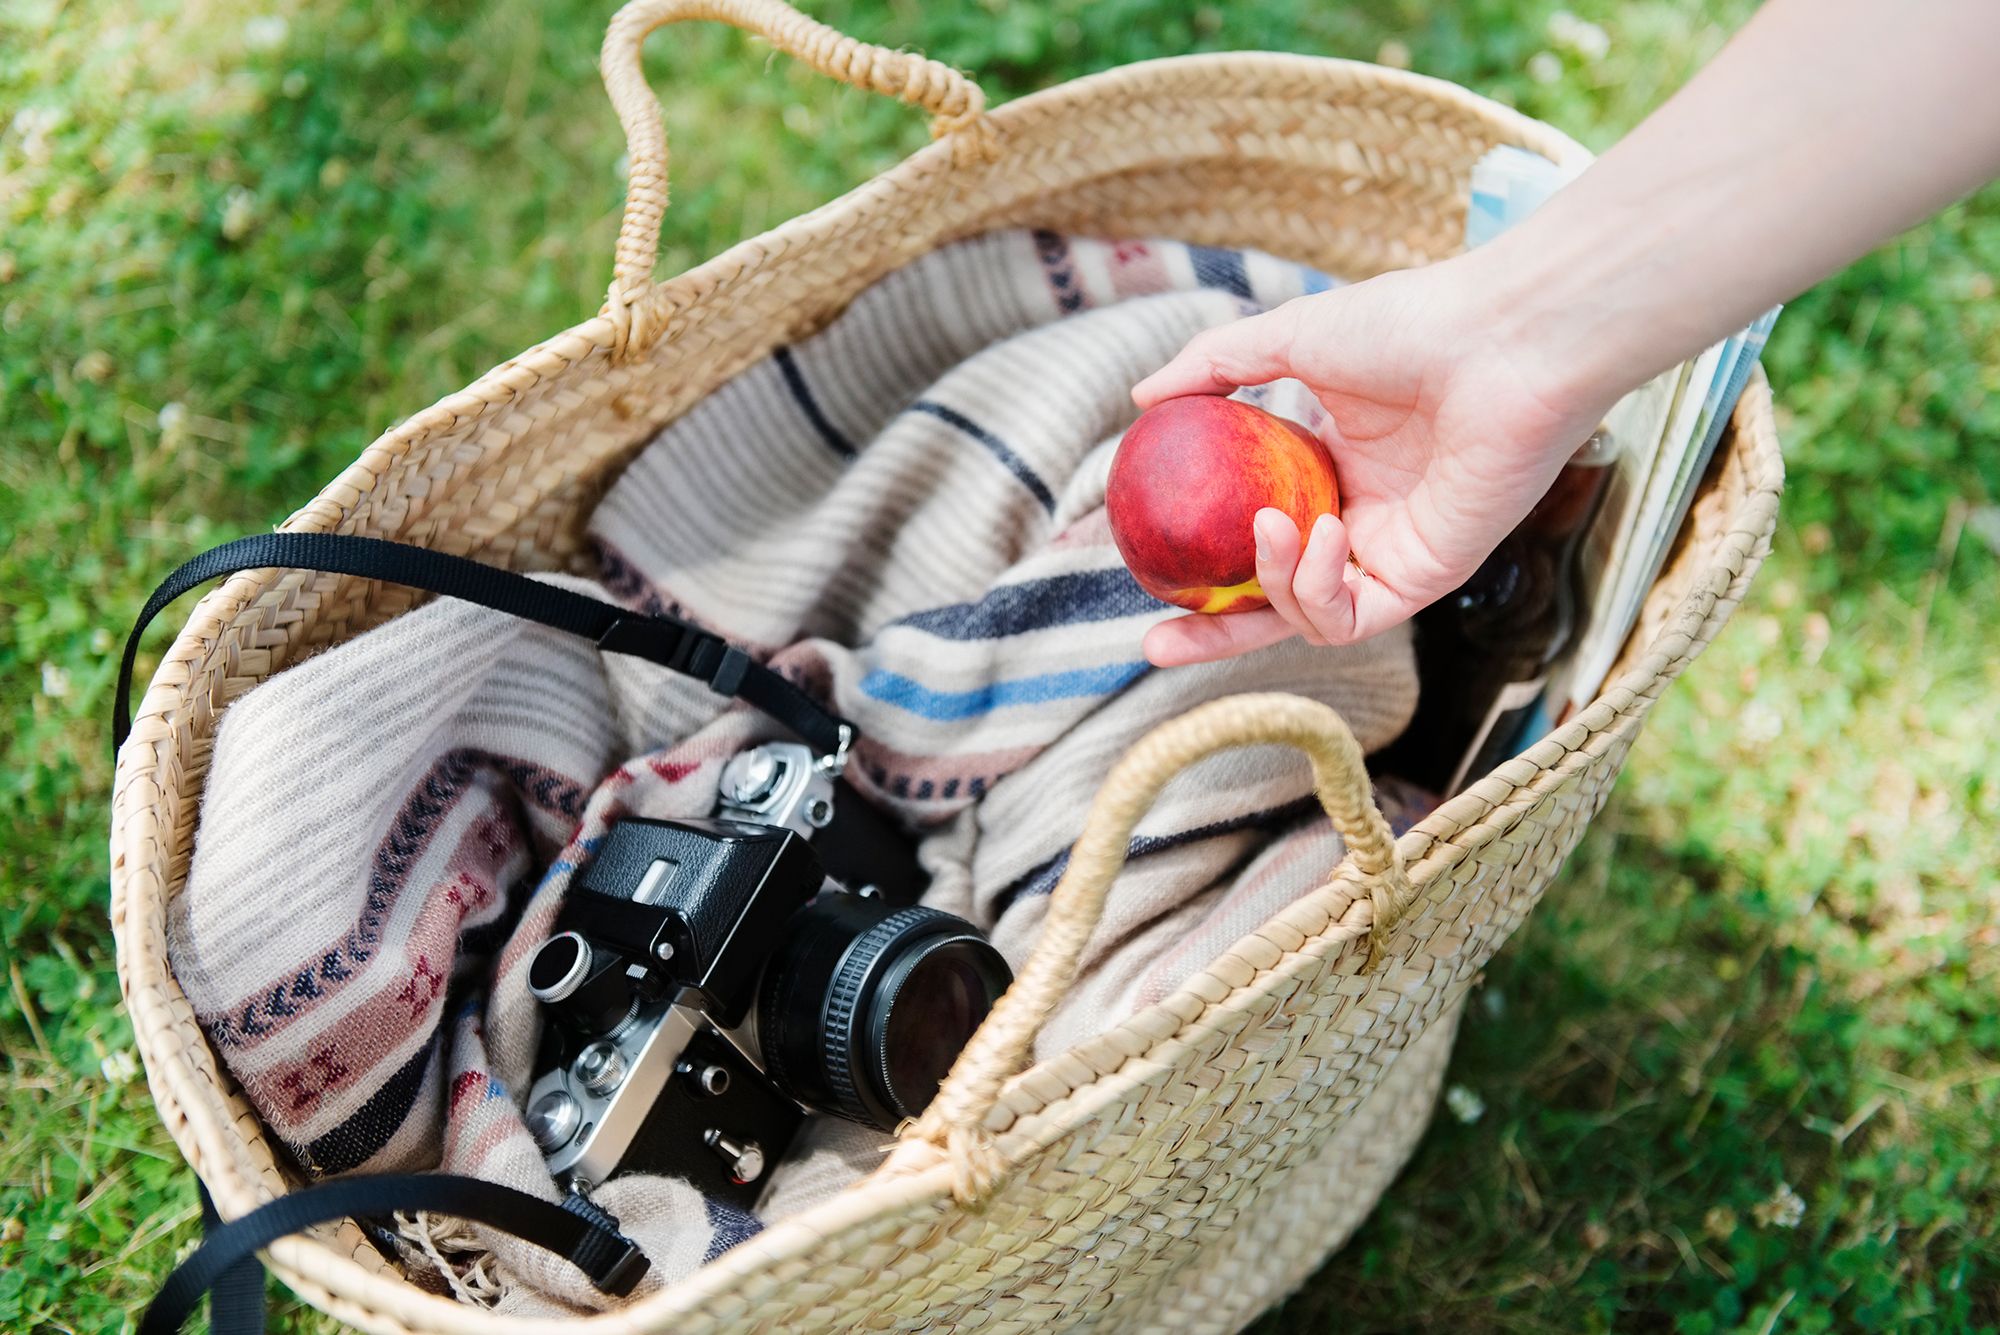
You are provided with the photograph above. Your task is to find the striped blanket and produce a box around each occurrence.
[167,230,1420,1310]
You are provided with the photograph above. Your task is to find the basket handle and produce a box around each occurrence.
[894,693,1416,1205]
[599,0,990,355]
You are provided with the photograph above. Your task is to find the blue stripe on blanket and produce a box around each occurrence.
[861,660,1148,721]
[774,345,856,459]
[1189,245,1254,299]
[908,399,1058,513]
[993,793,1320,916]
[890,568,1161,641]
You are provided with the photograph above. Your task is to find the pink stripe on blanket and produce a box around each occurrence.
[234,868,511,1130]
[444,1086,529,1172]
[1108,240,1174,300]
[201,799,522,1054]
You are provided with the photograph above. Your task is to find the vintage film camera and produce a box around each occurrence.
[523,742,1011,1209]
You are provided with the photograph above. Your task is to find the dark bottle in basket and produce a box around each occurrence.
[1376,435,1614,795]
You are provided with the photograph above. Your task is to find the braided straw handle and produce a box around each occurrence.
[599,0,990,355]
[896,693,1416,1205]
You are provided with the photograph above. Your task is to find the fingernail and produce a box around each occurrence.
[1254,519,1272,563]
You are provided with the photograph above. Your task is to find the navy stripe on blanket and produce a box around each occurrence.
[908,399,1058,514]
[1032,229,1086,314]
[301,1029,440,1176]
[774,345,856,460]
[702,1197,764,1261]
[890,568,1162,641]
[993,793,1321,917]
[1189,245,1254,299]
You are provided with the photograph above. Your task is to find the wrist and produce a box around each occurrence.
[1452,232,1630,424]
[1456,152,1755,417]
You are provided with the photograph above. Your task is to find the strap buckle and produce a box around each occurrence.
[558,1188,649,1298]
[816,722,854,778]
[600,617,749,697]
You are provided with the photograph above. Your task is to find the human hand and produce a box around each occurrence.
[1131,253,1614,666]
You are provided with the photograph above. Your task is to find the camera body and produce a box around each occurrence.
[524,743,1009,1209]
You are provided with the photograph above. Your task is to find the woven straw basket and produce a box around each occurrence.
[109,1,1785,1330]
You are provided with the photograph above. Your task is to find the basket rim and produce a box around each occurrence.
[107,46,1777,1333]
[587,369,1782,1324]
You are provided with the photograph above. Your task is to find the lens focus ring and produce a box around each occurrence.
[816,907,996,1127]
[759,896,1010,1132]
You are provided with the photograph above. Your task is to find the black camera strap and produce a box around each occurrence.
[144,1176,648,1334]
[117,531,864,1328]
[113,531,852,758]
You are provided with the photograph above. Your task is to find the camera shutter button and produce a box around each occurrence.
[573,1041,628,1096]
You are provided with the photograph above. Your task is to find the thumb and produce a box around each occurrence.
[1132,301,1305,407]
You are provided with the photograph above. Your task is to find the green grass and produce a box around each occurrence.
[2,0,1995,1329]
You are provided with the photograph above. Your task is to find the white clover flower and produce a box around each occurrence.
[1548,11,1611,62]
[1445,1083,1486,1124]
[1753,1182,1806,1230]
[101,1048,140,1086]
[158,401,188,433]
[1527,51,1563,85]
[40,662,71,699]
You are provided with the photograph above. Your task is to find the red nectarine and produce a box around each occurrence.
[1106,396,1339,614]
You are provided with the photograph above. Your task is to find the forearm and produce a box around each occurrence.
[1471,0,2000,410]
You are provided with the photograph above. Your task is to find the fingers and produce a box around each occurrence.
[1143,607,1295,667]
[1141,508,1322,668]
[1142,511,1421,668]
[1288,513,1417,644]
[1251,509,1327,646]
[1132,302,1302,408]
[1288,513,1357,639]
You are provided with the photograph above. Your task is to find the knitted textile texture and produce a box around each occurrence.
[167,230,1419,1310]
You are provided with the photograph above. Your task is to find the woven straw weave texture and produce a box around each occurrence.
[109,2,1785,1331]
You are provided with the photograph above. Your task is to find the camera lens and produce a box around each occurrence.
[758,898,1011,1130]
[877,944,997,1114]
